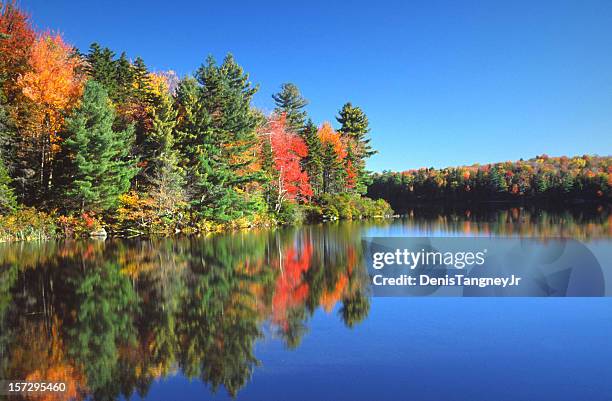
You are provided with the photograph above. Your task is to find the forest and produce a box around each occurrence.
[0,2,391,241]
[368,155,612,213]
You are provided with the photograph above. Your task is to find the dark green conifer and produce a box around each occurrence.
[58,81,138,212]
[0,84,16,213]
[186,54,261,220]
[272,83,308,134]
[85,43,118,96]
[301,119,323,196]
[336,102,375,193]
[114,52,134,103]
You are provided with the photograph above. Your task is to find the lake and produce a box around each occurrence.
[1,206,612,401]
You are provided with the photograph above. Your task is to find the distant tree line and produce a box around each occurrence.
[368,155,612,212]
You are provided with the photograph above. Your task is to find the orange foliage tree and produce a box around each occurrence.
[317,122,346,159]
[17,32,84,195]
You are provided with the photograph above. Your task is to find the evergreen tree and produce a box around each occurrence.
[132,57,153,103]
[57,80,138,213]
[187,54,261,221]
[272,83,308,134]
[145,79,186,215]
[85,43,117,96]
[301,119,323,196]
[113,52,134,103]
[336,102,375,193]
[173,76,200,168]
[146,81,179,180]
[321,142,346,194]
[119,56,156,190]
[489,166,508,194]
[0,83,15,213]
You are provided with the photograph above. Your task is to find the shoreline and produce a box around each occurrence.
[0,211,396,244]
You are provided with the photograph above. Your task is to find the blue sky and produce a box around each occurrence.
[21,0,612,172]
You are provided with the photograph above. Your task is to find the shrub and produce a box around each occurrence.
[0,208,57,242]
[312,194,392,221]
[276,201,304,225]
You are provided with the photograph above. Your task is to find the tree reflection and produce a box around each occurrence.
[0,223,369,400]
[1,210,610,399]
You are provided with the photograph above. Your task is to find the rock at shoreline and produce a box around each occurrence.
[90,227,108,238]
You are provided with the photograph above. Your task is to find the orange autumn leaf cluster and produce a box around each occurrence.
[317,122,347,160]
[18,32,84,143]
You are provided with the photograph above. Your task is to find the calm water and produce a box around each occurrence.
[1,207,612,401]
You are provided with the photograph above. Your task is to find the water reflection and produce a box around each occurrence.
[0,208,611,400]
[0,223,372,400]
[395,205,612,239]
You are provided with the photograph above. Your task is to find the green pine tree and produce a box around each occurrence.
[145,80,186,215]
[58,80,138,213]
[301,119,323,196]
[132,57,153,103]
[336,102,376,193]
[186,54,261,221]
[173,76,201,168]
[0,85,16,214]
[114,52,134,103]
[85,43,118,97]
[489,166,508,194]
[0,54,16,213]
[321,142,346,194]
[272,83,308,134]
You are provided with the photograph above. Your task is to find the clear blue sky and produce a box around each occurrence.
[22,0,612,172]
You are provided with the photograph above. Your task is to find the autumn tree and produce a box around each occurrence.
[0,1,35,98]
[272,83,308,134]
[16,33,84,203]
[260,114,312,212]
[56,81,137,213]
[336,102,375,194]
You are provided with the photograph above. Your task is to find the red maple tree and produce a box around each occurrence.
[265,114,313,202]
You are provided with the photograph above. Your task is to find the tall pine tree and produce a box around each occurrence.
[113,52,134,103]
[272,83,308,134]
[57,80,138,213]
[173,76,200,168]
[85,43,117,97]
[336,102,375,194]
[301,119,323,196]
[145,78,186,215]
[187,54,261,221]
[321,142,346,194]
[0,78,15,213]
